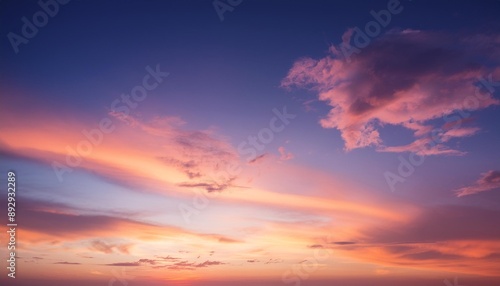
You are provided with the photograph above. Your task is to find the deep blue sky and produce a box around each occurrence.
[2,0,500,195]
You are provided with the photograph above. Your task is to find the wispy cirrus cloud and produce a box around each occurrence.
[4,197,242,247]
[150,259,226,270]
[105,259,157,267]
[0,101,242,195]
[177,179,236,193]
[105,262,141,267]
[330,241,356,245]
[155,255,181,261]
[89,240,132,254]
[282,29,500,154]
[455,170,500,197]
[109,111,240,188]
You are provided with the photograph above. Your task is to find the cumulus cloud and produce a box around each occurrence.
[282,29,500,154]
[455,170,500,197]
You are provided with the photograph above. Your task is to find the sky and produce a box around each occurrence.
[1,0,500,285]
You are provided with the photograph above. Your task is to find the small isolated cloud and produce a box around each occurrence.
[166,264,195,270]
[216,236,242,243]
[105,259,158,267]
[195,260,225,268]
[282,29,500,155]
[138,259,157,265]
[105,262,140,267]
[308,244,324,248]
[162,260,226,270]
[455,170,500,197]
[54,261,81,265]
[78,254,93,259]
[89,240,132,254]
[249,153,268,164]
[155,255,181,261]
[278,146,294,161]
[264,258,283,264]
[177,178,236,193]
[330,241,357,245]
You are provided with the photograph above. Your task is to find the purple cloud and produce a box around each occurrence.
[455,170,500,197]
[282,29,500,154]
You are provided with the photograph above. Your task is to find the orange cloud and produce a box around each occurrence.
[327,204,500,276]
[332,240,500,276]
[0,198,242,248]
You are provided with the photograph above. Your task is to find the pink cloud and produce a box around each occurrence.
[442,127,480,139]
[378,137,465,156]
[282,29,500,154]
[455,170,500,197]
[107,111,240,190]
[278,146,294,161]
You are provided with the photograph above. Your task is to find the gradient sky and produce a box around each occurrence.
[1,0,500,285]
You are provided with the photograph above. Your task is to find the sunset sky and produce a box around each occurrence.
[1,0,500,285]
